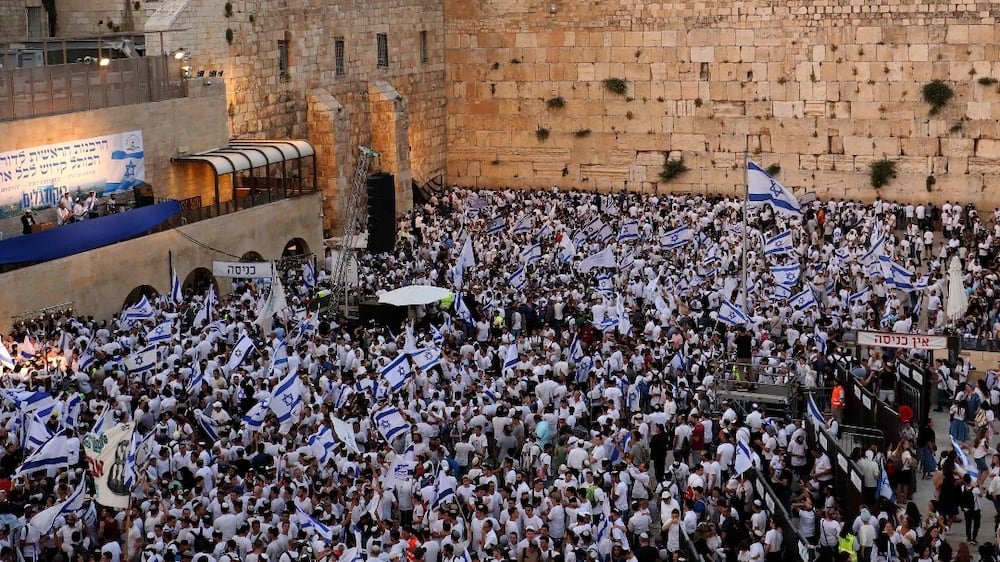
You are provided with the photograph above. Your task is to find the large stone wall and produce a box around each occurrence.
[0,193,324,332]
[444,0,1000,205]
[145,0,446,230]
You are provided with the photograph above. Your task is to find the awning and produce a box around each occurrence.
[174,140,315,175]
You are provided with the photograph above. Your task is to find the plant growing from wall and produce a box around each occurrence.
[922,80,954,115]
[926,175,936,192]
[545,96,565,109]
[659,156,688,182]
[535,127,550,142]
[573,129,591,138]
[491,62,500,70]
[602,78,628,96]
[226,28,235,44]
[869,158,897,189]
[225,2,234,17]
[765,163,781,176]
[978,77,997,86]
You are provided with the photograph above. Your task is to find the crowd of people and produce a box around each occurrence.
[0,186,998,562]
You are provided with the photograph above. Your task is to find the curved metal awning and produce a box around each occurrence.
[174,139,315,175]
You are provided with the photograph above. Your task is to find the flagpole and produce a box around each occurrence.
[741,148,749,310]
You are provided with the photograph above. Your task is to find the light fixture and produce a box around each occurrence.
[172,48,188,60]
[99,57,111,66]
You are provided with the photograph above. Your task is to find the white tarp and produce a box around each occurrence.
[377,285,451,306]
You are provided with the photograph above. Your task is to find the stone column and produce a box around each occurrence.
[368,80,413,217]
[307,88,352,234]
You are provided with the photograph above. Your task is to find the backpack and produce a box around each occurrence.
[962,486,976,511]
[690,424,705,450]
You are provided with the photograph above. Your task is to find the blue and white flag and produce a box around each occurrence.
[454,293,474,323]
[430,324,444,346]
[747,160,801,215]
[19,336,37,361]
[29,475,86,534]
[535,224,553,240]
[521,243,542,264]
[952,436,979,479]
[193,285,217,327]
[61,395,82,432]
[487,216,506,234]
[814,324,828,354]
[145,321,173,344]
[380,353,413,391]
[771,264,800,287]
[186,366,206,395]
[124,345,158,374]
[508,265,527,290]
[773,284,792,300]
[297,507,334,542]
[582,217,606,241]
[89,405,115,436]
[511,214,533,235]
[271,340,289,371]
[409,347,442,372]
[242,397,271,432]
[503,344,519,373]
[308,426,340,465]
[879,255,915,291]
[669,352,686,372]
[734,440,754,475]
[848,286,871,305]
[862,228,886,266]
[789,288,818,311]
[23,412,54,451]
[558,233,576,263]
[568,336,585,365]
[877,464,896,502]
[431,469,456,510]
[456,237,476,274]
[718,300,751,326]
[196,410,220,441]
[0,340,14,371]
[269,370,303,423]
[122,296,156,322]
[764,231,794,256]
[303,261,316,288]
[373,406,410,444]
[170,268,183,305]
[806,395,826,429]
[619,249,636,271]
[618,220,640,242]
[15,433,69,478]
[578,247,616,273]
[662,225,692,249]
[226,334,256,372]
[595,273,614,294]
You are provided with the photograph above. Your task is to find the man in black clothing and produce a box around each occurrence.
[649,424,670,482]
[734,326,754,381]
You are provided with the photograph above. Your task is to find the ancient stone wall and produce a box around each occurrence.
[444,0,1000,205]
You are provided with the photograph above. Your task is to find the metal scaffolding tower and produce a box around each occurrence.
[330,146,378,303]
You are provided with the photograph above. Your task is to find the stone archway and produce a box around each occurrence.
[241,251,265,262]
[122,285,160,310]
[282,238,310,257]
[182,267,218,296]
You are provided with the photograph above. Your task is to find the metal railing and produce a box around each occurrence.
[0,54,182,121]
[744,467,813,562]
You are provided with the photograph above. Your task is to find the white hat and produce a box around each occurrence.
[213,401,223,408]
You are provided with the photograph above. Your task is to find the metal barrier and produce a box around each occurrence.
[844,376,900,445]
[679,526,705,562]
[744,467,812,562]
[837,425,886,457]
[806,398,866,523]
[896,358,930,428]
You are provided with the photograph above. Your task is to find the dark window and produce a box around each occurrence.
[335,37,345,76]
[376,33,388,68]
[25,7,43,38]
[278,40,289,78]
[419,30,428,64]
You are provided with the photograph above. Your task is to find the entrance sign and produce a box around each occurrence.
[856,330,947,350]
[212,261,274,278]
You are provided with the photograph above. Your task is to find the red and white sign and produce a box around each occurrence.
[856,331,947,350]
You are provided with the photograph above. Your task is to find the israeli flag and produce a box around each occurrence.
[242,397,271,432]
[430,324,444,346]
[521,243,542,264]
[618,220,640,242]
[535,224,553,240]
[14,433,69,479]
[503,344,519,373]
[61,395,83,432]
[747,160,801,215]
[862,229,886,266]
[877,464,896,502]
[308,426,340,465]
[89,405,115,436]
[186,366,206,395]
[409,346,442,372]
[269,370,304,423]
[195,410,219,442]
[105,132,146,193]
[511,214,533,234]
[773,284,792,300]
[558,234,576,263]
[771,264,801,287]
[849,286,873,305]
[431,469,456,510]
[582,217,605,240]
[508,265,527,290]
[879,255,915,291]
[487,216,506,234]
[303,261,316,288]
[569,335,585,365]
[145,321,173,344]
[271,340,289,370]
[373,406,410,444]
[596,223,614,244]
[595,273,614,294]
[380,353,413,391]
[226,334,257,372]
[952,436,979,479]
[814,324,828,354]
[170,268,183,305]
[18,336,36,361]
[122,295,156,322]
[619,249,636,271]
[454,293,474,323]
[764,231,794,256]
[670,352,686,371]
[125,345,158,374]
[662,225,692,249]
[789,289,818,311]
[297,507,334,542]
[734,440,754,475]
[456,237,476,274]
[23,412,54,451]
[0,339,14,370]
[718,300,751,326]
[578,247,617,273]
[29,475,87,534]
[806,395,826,428]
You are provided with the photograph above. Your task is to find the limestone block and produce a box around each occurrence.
[843,136,876,155]
[662,30,679,47]
[856,27,882,44]
[977,138,1000,158]
[967,101,992,120]
[577,63,596,82]
[968,157,1000,175]
[670,133,708,151]
[946,25,969,44]
[942,138,974,157]
[900,137,939,157]
[948,157,969,175]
